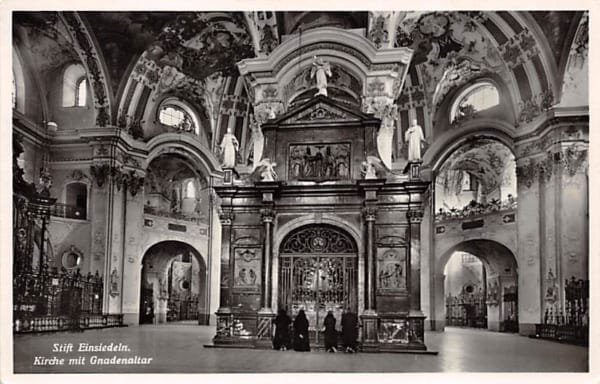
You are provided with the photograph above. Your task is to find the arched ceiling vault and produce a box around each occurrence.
[14,11,584,140]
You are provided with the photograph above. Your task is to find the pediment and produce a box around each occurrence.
[271,95,375,126]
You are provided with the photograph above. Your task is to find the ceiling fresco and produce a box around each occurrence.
[13,11,585,150]
[83,12,175,94]
[437,138,514,196]
[145,13,254,81]
[13,13,81,77]
[395,12,508,111]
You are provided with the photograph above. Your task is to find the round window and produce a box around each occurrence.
[62,252,82,269]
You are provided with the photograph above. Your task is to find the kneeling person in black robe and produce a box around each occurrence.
[293,309,310,352]
[341,307,359,352]
[323,311,337,352]
[273,309,292,351]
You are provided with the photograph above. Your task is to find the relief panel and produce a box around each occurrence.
[233,247,262,292]
[377,247,408,293]
[288,143,351,181]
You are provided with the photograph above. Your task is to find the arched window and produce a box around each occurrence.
[157,100,199,135]
[450,82,500,123]
[65,182,87,219]
[75,78,87,107]
[62,63,88,107]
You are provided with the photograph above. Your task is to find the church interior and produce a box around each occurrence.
[9,10,590,373]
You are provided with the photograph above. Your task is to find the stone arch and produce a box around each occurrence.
[271,214,364,311]
[145,133,223,179]
[437,239,518,278]
[434,239,519,332]
[138,240,208,325]
[423,120,516,172]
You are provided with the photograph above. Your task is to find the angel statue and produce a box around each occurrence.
[249,116,264,170]
[219,127,239,168]
[311,56,332,97]
[361,156,384,180]
[256,158,278,182]
[377,114,395,170]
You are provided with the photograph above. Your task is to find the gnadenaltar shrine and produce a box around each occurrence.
[211,27,430,352]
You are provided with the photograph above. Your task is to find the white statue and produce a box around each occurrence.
[377,116,395,169]
[256,158,278,181]
[219,128,239,168]
[361,156,382,180]
[310,56,332,97]
[250,118,264,170]
[404,119,426,162]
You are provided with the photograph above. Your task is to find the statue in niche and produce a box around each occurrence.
[249,117,264,170]
[311,56,332,97]
[219,128,239,168]
[405,119,426,161]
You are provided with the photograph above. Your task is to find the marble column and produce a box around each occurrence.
[407,209,424,312]
[256,207,275,346]
[259,207,275,310]
[361,205,379,351]
[214,210,235,339]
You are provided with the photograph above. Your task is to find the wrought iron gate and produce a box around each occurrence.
[278,225,357,343]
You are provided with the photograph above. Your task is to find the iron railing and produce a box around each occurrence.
[13,267,114,333]
[435,199,517,222]
[143,205,206,224]
[534,277,588,345]
[445,291,487,328]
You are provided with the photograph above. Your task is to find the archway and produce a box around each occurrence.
[278,224,358,344]
[139,241,208,325]
[439,240,519,333]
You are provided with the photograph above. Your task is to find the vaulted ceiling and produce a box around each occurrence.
[13,11,585,136]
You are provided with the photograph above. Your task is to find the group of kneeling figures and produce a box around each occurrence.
[272,308,359,353]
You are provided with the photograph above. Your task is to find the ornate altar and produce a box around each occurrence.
[211,96,429,352]
[210,27,428,352]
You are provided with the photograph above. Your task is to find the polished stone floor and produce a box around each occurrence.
[12,323,588,373]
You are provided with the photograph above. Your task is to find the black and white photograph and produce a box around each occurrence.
[0,4,595,382]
